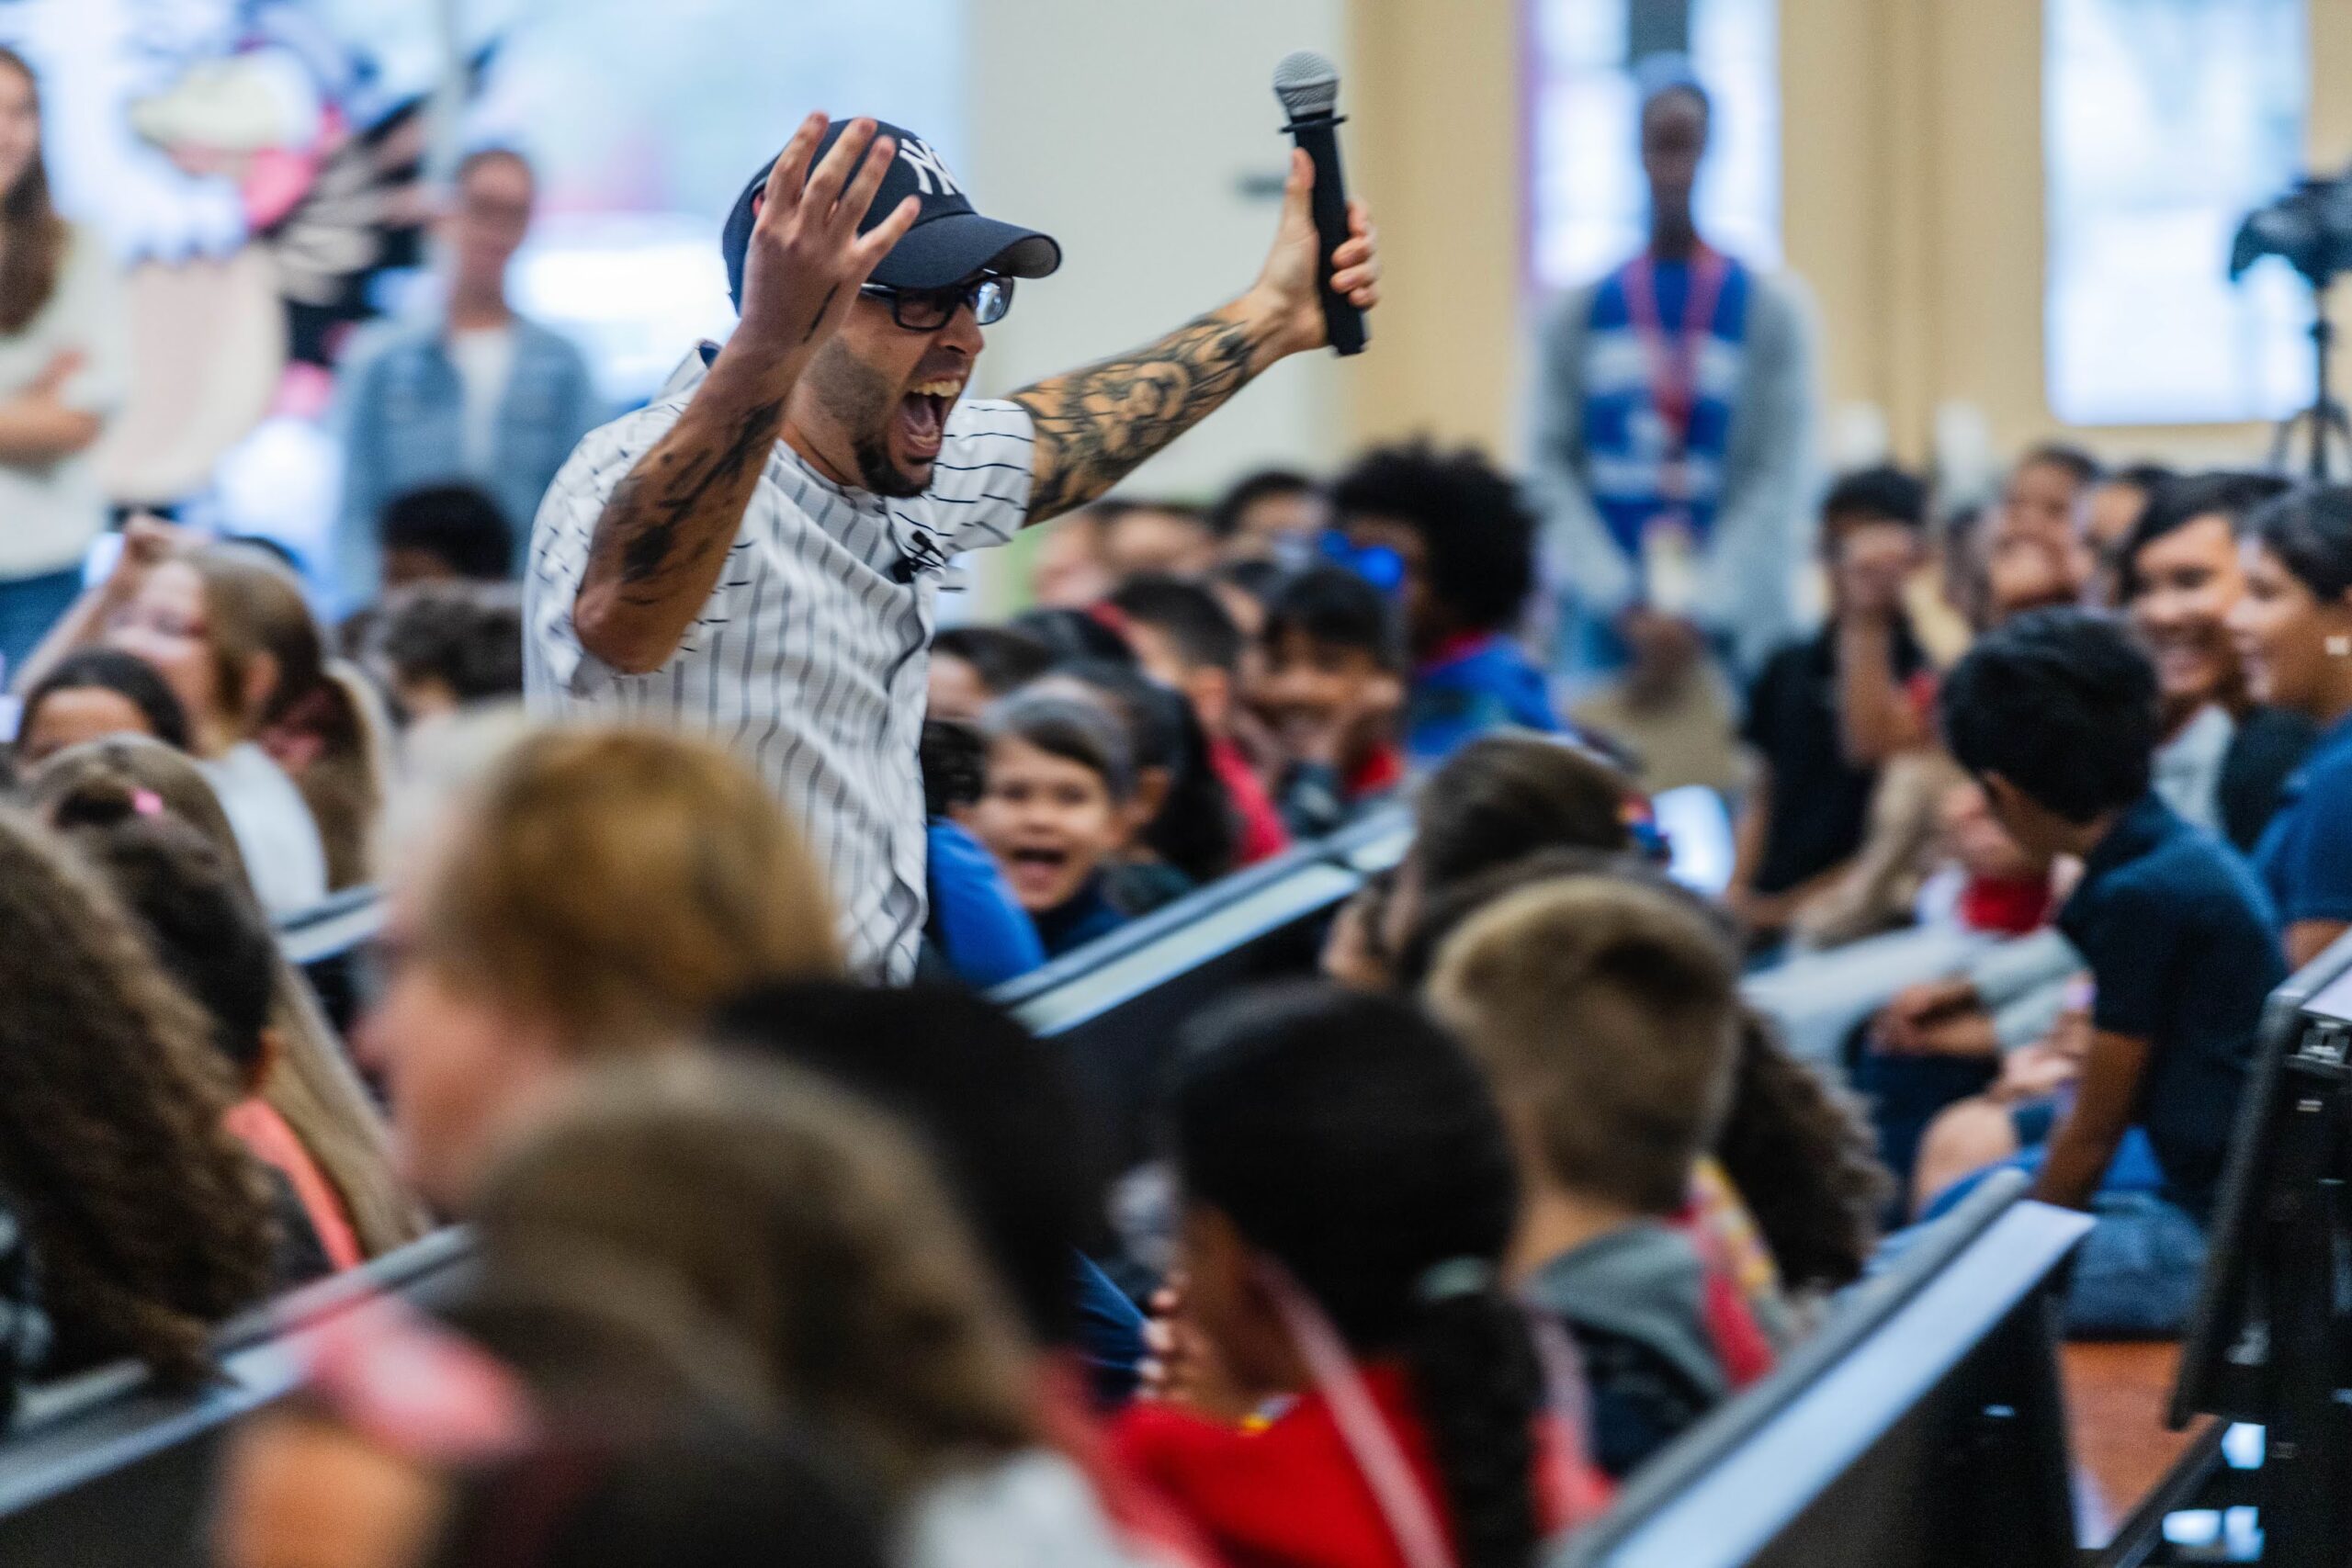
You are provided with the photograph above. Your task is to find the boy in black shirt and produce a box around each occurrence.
[1937,609,2283,1334]
[1732,467,1931,943]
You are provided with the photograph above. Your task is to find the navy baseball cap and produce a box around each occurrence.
[722,119,1060,311]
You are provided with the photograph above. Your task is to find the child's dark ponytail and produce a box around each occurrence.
[1406,1266,1544,1568]
[1169,985,1547,1568]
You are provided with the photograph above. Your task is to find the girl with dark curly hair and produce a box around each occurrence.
[0,807,277,1397]
[27,738,424,1262]
[51,795,356,1279]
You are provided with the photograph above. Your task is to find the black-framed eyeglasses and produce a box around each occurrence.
[859,275,1014,332]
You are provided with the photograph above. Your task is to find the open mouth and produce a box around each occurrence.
[897,378,961,462]
[1001,842,1074,903]
[2153,638,2215,687]
[1269,708,1334,750]
[2231,631,2275,689]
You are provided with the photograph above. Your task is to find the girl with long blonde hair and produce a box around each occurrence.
[356,725,842,1211]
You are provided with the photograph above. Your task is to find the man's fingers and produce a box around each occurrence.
[803,117,877,220]
[761,112,828,224]
[1331,244,1378,288]
[1330,213,1379,305]
[1285,147,1314,213]
[851,196,920,273]
[1331,265,1378,304]
[833,132,899,237]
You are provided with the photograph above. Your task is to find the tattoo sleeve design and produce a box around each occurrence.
[1012,307,1267,522]
[589,394,786,605]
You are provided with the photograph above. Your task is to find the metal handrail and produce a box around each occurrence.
[0,1229,472,1517]
[1549,1170,2093,1567]
[0,822,2116,1567]
[0,813,1396,1514]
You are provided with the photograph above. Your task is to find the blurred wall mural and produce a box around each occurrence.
[0,0,958,581]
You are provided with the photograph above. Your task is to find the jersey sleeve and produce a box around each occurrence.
[918,398,1036,554]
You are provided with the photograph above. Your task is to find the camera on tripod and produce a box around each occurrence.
[2232,167,2352,290]
[2232,166,2352,479]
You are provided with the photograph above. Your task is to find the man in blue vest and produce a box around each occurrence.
[1526,59,1816,683]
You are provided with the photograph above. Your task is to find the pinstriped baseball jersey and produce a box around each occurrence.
[525,349,1034,980]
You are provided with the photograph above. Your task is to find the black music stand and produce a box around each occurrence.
[2173,931,2352,1568]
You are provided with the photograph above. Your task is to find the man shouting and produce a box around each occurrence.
[525,115,1380,976]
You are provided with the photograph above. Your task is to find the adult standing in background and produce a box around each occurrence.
[332,149,599,614]
[0,48,126,682]
[1526,60,1815,683]
[527,115,1379,979]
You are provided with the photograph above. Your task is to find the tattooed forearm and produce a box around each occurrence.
[573,376,788,673]
[1012,304,1270,523]
[596,394,785,598]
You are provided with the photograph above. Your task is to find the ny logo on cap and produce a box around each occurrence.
[898,139,961,197]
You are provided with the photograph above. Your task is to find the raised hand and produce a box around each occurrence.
[730,115,920,376]
[28,348,82,400]
[577,115,917,672]
[1245,147,1381,358]
[102,513,190,607]
[1010,145,1381,524]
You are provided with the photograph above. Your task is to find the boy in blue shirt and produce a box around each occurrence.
[919,717,1046,988]
[1249,565,1410,840]
[1329,442,1562,762]
[1938,609,2284,1334]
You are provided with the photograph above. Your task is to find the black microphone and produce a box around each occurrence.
[1272,51,1368,357]
[890,521,952,584]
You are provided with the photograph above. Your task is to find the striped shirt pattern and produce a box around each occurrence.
[525,350,1034,980]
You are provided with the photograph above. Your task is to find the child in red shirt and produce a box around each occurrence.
[1113,987,1611,1568]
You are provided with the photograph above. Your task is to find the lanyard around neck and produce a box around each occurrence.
[1621,243,1729,459]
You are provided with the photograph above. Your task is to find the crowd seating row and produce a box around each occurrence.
[3,814,2325,1566]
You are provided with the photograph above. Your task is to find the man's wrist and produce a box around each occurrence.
[707,328,811,407]
[1231,286,1304,374]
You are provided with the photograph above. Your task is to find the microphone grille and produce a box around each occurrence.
[1272,50,1340,118]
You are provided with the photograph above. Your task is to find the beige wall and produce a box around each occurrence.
[1786,0,2352,469]
[965,0,1349,496]
[1348,0,2352,471]
[1347,0,1524,452]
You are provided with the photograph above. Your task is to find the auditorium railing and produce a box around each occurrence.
[0,806,2107,1565]
[1552,1168,2093,1568]
[0,807,1408,1555]
[263,799,1415,1029]
[0,1228,471,1565]
[1003,804,1409,1163]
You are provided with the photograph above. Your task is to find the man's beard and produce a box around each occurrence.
[852,431,926,499]
[812,344,928,499]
